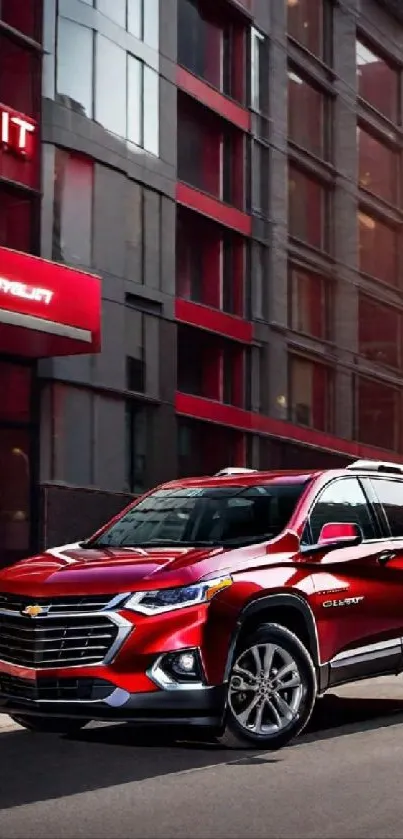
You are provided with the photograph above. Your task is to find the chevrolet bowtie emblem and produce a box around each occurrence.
[21,604,44,618]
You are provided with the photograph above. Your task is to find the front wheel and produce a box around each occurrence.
[220,622,317,750]
[9,714,89,735]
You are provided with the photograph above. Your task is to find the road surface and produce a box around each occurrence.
[1,676,403,838]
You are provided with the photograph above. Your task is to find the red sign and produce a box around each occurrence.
[0,104,37,189]
[0,247,101,358]
[1,106,35,157]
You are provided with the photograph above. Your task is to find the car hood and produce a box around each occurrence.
[0,541,238,597]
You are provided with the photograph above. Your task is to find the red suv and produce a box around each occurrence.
[1,459,403,750]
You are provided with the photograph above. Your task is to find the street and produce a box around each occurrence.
[1,677,403,839]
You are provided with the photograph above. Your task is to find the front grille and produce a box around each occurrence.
[0,592,118,614]
[0,613,119,668]
[0,674,113,702]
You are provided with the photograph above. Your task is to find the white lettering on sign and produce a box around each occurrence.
[0,108,35,155]
[0,278,54,305]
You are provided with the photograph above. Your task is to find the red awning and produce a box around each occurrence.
[0,247,101,358]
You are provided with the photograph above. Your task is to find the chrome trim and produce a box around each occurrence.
[147,652,212,692]
[329,637,401,667]
[0,686,130,707]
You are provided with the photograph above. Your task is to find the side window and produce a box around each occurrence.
[370,479,403,538]
[308,478,376,544]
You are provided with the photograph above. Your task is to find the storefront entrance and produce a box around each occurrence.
[0,361,35,568]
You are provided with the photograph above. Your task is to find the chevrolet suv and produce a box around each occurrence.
[1,458,403,750]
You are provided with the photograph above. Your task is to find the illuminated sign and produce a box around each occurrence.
[0,278,54,305]
[0,105,35,156]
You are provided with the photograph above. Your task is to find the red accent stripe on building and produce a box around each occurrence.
[176,183,252,235]
[177,67,250,131]
[175,299,253,343]
[175,392,403,464]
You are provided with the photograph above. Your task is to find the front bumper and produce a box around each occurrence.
[0,674,226,727]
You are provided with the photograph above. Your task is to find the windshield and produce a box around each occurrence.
[88,481,308,549]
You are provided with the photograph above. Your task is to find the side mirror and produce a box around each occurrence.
[318,522,362,548]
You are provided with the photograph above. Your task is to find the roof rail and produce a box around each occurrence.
[346,459,403,475]
[214,467,258,477]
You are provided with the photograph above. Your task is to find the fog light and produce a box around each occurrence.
[174,652,196,674]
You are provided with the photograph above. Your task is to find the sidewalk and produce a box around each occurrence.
[0,713,20,732]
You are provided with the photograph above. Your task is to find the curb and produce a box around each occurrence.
[0,715,20,733]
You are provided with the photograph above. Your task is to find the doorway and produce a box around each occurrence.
[0,361,36,569]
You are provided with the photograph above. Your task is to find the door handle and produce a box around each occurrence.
[377,550,397,566]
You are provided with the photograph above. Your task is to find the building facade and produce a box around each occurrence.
[1,0,403,564]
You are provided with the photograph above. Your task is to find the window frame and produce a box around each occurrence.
[288,353,335,433]
[287,66,330,161]
[288,163,330,253]
[357,122,400,208]
[356,34,400,126]
[358,206,400,288]
[364,476,403,540]
[301,476,383,546]
[288,264,332,342]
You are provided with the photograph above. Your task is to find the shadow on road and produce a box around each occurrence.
[1,690,403,810]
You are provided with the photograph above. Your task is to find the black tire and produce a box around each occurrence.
[220,622,317,750]
[9,714,89,735]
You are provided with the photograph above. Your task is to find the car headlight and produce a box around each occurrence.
[124,576,233,615]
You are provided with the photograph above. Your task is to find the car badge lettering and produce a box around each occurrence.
[322,596,365,608]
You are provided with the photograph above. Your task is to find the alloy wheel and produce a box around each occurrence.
[228,642,303,736]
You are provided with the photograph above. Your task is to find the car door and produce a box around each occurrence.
[302,475,403,684]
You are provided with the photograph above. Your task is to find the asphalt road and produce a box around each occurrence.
[2,676,403,839]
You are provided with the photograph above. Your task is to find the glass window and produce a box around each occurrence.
[307,478,376,544]
[288,71,326,158]
[125,309,145,393]
[0,428,32,570]
[0,0,41,41]
[289,356,333,432]
[288,165,326,250]
[358,295,400,370]
[176,211,204,302]
[53,150,93,267]
[358,211,398,286]
[95,35,126,138]
[358,127,398,205]
[88,480,309,548]
[125,403,148,494]
[0,363,31,423]
[177,0,241,101]
[251,242,265,321]
[251,28,265,112]
[177,99,221,198]
[0,185,34,253]
[287,0,323,57]
[0,34,39,118]
[356,39,399,124]
[370,478,403,538]
[127,56,142,147]
[290,267,330,340]
[143,66,159,156]
[97,0,126,28]
[56,18,93,118]
[357,377,399,451]
[144,0,159,49]
[251,141,263,214]
[128,0,142,38]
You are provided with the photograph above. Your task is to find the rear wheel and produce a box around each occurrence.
[220,623,317,750]
[9,714,89,735]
